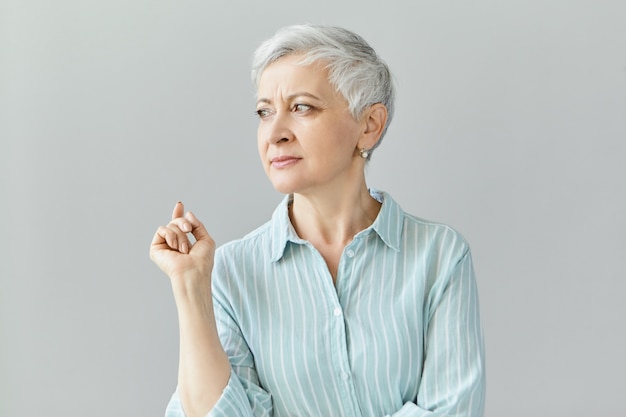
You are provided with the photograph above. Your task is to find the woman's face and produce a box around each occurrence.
[256,54,365,196]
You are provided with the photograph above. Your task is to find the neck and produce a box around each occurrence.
[289,182,381,246]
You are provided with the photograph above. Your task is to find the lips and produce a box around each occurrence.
[270,155,301,168]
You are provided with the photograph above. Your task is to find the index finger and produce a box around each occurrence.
[172,201,184,220]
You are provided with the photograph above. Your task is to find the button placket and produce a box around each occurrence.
[328,240,364,416]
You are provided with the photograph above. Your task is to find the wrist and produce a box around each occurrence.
[170,274,212,308]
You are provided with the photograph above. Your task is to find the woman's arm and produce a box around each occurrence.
[386,249,486,417]
[172,275,231,417]
[150,202,230,417]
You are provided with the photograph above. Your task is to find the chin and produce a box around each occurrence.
[268,177,307,195]
[270,183,299,195]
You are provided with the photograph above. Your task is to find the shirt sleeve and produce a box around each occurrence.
[165,369,272,417]
[164,296,273,417]
[385,249,486,417]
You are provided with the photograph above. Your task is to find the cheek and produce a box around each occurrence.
[257,132,271,173]
[329,113,360,135]
[328,123,361,152]
[256,126,265,154]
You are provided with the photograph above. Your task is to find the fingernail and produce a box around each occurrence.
[181,242,188,254]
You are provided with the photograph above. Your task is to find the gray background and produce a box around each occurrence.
[2,0,625,416]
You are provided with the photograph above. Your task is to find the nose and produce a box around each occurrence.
[261,111,294,145]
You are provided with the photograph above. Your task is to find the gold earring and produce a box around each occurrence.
[359,148,370,159]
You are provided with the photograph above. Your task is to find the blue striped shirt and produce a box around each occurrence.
[166,189,485,417]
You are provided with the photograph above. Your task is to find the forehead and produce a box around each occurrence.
[257,54,335,98]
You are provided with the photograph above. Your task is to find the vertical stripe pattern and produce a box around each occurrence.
[165,190,485,417]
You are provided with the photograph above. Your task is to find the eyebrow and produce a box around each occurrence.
[256,92,322,106]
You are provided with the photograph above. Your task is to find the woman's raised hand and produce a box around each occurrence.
[151,204,230,416]
[150,202,216,287]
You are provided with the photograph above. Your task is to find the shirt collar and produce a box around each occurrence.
[269,189,403,262]
[269,194,300,262]
[367,189,403,253]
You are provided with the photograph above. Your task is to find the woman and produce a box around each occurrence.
[150,24,485,417]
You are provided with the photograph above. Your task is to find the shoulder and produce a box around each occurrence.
[404,214,471,279]
[211,220,274,306]
[399,212,475,298]
[403,212,470,254]
[377,189,470,258]
[214,220,273,262]
[381,192,471,277]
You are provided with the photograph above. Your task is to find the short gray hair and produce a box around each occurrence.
[251,24,395,152]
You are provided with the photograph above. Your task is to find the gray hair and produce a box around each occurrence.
[251,24,395,153]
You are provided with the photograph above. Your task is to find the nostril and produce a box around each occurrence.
[271,136,290,144]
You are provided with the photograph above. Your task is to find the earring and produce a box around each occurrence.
[359,148,370,159]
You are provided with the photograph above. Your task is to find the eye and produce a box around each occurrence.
[293,103,312,113]
[255,108,273,119]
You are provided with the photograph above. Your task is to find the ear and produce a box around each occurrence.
[358,103,388,150]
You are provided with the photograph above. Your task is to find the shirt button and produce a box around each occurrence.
[346,249,355,258]
[341,372,350,380]
[333,307,342,317]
